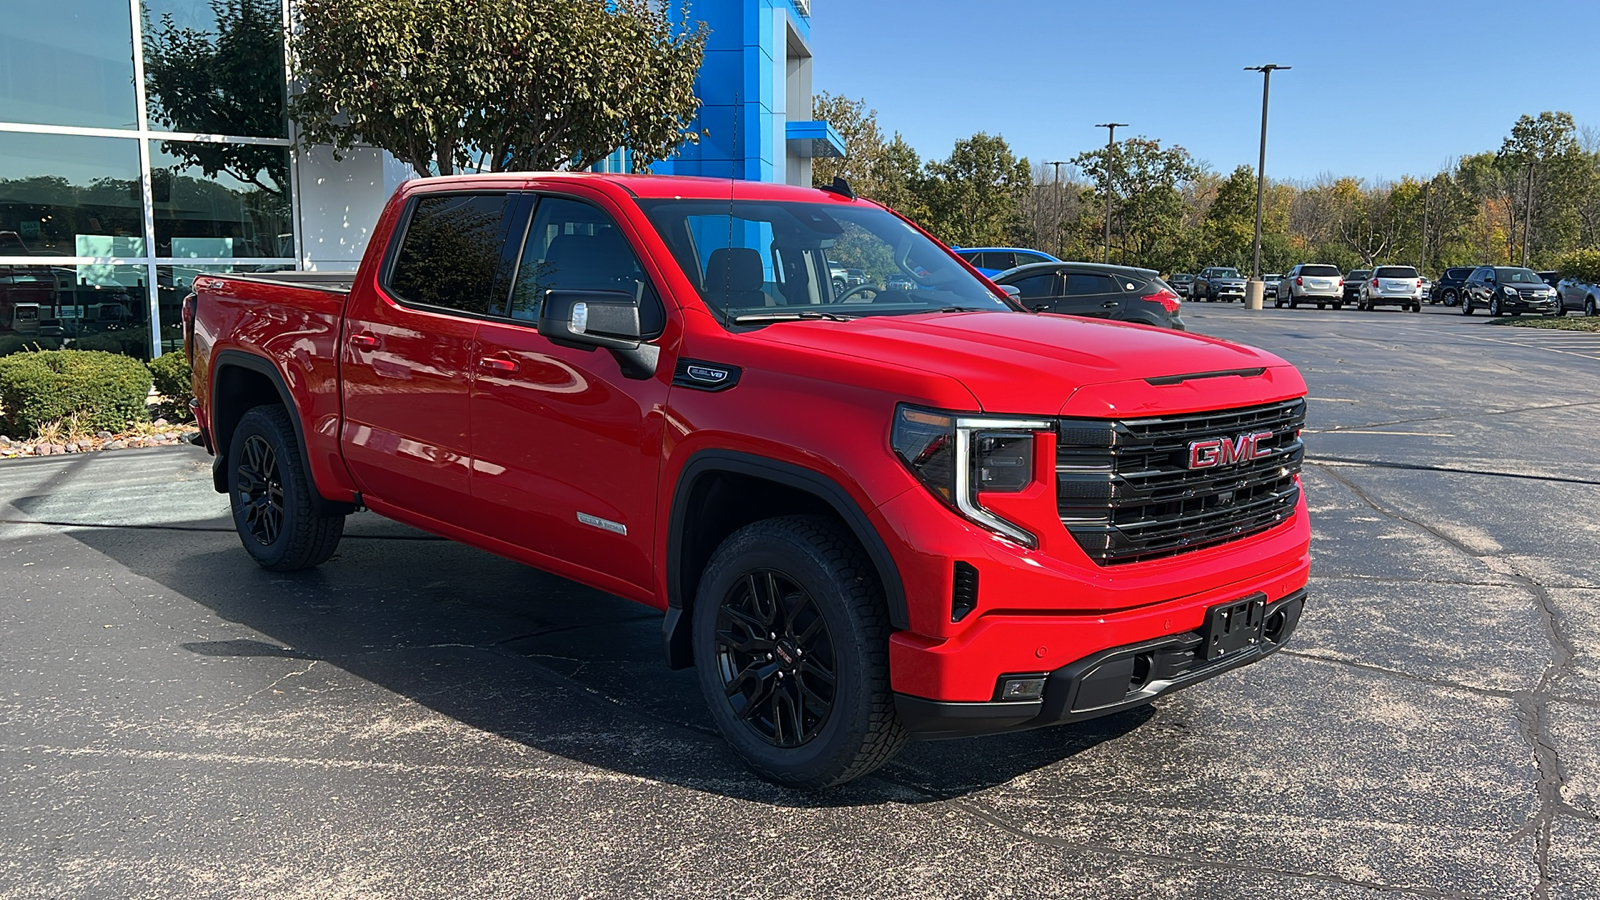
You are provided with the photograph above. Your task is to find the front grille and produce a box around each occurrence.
[1056,398,1305,565]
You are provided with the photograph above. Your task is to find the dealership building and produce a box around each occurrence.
[0,0,841,360]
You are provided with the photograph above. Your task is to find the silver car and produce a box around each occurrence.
[1358,265,1423,312]
[1275,263,1345,309]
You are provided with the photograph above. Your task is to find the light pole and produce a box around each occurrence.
[1244,65,1288,309]
[1047,160,1068,257]
[1094,123,1126,263]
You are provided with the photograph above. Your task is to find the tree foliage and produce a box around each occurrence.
[289,0,707,178]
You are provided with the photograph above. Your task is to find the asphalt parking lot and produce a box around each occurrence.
[4,303,1600,899]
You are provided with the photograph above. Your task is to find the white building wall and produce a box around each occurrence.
[293,144,416,271]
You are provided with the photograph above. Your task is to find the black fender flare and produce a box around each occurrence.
[209,349,353,517]
[662,450,909,668]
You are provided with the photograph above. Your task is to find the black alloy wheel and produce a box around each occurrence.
[714,570,836,748]
[236,434,284,546]
[693,516,906,789]
[1442,288,1458,307]
[227,405,345,571]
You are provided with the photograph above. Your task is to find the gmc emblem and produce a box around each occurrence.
[1188,431,1274,469]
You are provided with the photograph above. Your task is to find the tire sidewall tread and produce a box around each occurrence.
[228,405,344,572]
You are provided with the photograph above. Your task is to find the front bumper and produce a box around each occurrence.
[1501,296,1558,312]
[897,589,1306,738]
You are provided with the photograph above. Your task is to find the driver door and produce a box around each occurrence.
[1042,270,1124,318]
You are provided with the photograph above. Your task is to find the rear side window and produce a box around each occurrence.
[1375,266,1418,278]
[388,193,511,313]
[1300,265,1340,277]
[1062,273,1119,295]
[980,252,1015,270]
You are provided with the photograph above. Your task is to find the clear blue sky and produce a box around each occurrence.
[809,0,1600,185]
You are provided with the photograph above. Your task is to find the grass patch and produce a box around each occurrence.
[1487,316,1600,332]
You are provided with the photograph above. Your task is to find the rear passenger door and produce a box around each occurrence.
[468,192,675,597]
[1041,270,1124,318]
[340,191,513,526]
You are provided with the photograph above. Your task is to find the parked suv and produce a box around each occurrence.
[952,247,1061,277]
[1460,266,1559,316]
[1430,267,1474,306]
[1193,266,1247,302]
[993,262,1185,329]
[1169,273,1196,297]
[1358,265,1423,312]
[1556,276,1600,317]
[1274,263,1344,309]
[1343,269,1370,305]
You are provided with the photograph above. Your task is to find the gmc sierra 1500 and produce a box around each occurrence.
[186,173,1310,788]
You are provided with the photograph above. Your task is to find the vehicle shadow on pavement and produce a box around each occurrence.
[51,509,1147,806]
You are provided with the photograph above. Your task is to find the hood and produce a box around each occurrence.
[747,311,1301,416]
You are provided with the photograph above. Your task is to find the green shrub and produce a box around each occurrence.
[1555,248,1600,285]
[0,349,152,438]
[148,350,192,406]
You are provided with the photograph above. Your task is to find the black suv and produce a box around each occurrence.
[1342,269,1370,305]
[1430,266,1475,306]
[1460,266,1560,316]
[993,262,1185,330]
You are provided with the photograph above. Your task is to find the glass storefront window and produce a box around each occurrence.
[0,264,153,359]
[140,0,288,139]
[150,140,292,258]
[154,263,283,354]
[0,2,138,130]
[0,132,146,259]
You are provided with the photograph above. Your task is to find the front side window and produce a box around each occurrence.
[1010,272,1057,300]
[637,199,1012,322]
[387,193,510,314]
[505,196,663,335]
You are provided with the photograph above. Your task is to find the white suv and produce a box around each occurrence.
[1275,264,1345,309]
[1359,265,1423,312]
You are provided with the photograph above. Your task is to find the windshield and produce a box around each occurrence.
[1300,265,1340,277]
[637,199,1013,322]
[1375,266,1418,278]
[1212,268,1241,278]
[1496,268,1541,283]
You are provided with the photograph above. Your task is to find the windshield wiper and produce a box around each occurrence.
[731,310,854,324]
[935,306,991,313]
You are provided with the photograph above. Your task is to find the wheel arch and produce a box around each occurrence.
[662,450,908,669]
[209,350,353,516]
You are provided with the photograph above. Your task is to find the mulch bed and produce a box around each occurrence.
[0,418,200,459]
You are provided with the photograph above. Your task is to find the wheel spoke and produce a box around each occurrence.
[799,657,835,687]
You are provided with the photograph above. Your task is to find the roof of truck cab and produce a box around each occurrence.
[399,171,874,205]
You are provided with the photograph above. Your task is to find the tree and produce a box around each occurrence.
[918,133,1031,248]
[810,94,927,222]
[289,0,707,178]
[142,0,289,195]
[1073,137,1199,270]
[1203,165,1257,267]
[1496,112,1588,265]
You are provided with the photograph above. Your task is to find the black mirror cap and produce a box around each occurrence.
[998,284,1022,299]
[538,289,642,350]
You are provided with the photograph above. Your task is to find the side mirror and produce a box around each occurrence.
[538,289,659,379]
[998,284,1022,300]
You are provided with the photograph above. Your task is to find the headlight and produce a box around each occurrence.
[892,405,1049,547]
[1503,285,1519,296]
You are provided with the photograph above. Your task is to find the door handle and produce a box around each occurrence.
[1101,300,1119,308]
[349,333,379,350]
[478,356,520,373]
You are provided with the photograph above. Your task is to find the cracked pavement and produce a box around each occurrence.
[2,304,1599,899]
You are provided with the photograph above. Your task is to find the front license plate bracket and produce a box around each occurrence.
[1201,594,1266,661]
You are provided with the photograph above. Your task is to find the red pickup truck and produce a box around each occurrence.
[186,173,1310,788]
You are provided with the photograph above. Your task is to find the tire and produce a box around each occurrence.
[1333,302,1343,310]
[1587,296,1597,317]
[692,515,906,789]
[228,405,345,571]
[1442,289,1458,307]
[1410,303,1421,313]
[1274,292,1284,308]
[1462,297,1473,315]
[1289,295,1299,309]
[1316,303,1325,310]
[1490,297,1502,317]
